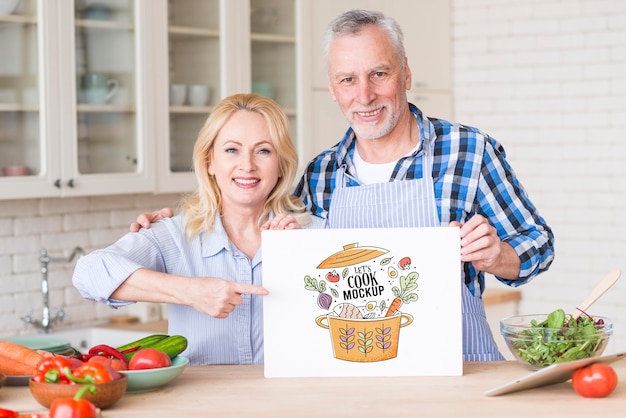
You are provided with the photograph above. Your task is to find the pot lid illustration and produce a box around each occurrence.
[317,243,389,268]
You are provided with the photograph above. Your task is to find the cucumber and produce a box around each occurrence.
[116,334,169,360]
[151,335,188,360]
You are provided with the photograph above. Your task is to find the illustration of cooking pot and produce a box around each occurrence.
[315,312,413,362]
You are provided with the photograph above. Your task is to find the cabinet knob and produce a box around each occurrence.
[67,179,75,188]
[54,179,61,188]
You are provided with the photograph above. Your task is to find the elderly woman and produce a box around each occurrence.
[73,93,322,365]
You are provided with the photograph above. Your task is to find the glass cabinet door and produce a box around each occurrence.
[155,0,220,192]
[54,0,153,195]
[73,0,136,175]
[250,0,297,143]
[0,0,54,197]
[168,0,220,173]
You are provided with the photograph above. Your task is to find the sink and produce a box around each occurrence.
[49,327,153,353]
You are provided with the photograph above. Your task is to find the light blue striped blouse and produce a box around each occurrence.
[73,213,324,366]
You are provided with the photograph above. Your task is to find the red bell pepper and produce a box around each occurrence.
[65,362,120,384]
[49,385,98,418]
[0,408,18,418]
[32,356,81,384]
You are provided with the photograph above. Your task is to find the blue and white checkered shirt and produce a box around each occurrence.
[294,103,554,295]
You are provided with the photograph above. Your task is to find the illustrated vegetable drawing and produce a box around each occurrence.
[49,384,99,418]
[385,297,403,317]
[128,348,172,370]
[325,270,340,283]
[304,275,334,310]
[572,363,618,398]
[385,272,419,316]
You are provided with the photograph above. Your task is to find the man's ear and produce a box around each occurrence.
[404,57,412,91]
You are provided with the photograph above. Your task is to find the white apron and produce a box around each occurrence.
[327,139,505,362]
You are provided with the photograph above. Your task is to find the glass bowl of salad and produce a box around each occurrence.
[500,309,613,370]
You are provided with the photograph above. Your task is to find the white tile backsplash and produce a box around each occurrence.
[0,193,180,337]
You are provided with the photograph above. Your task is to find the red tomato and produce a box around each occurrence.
[128,348,172,370]
[88,354,128,371]
[571,363,618,398]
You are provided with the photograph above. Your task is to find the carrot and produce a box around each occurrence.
[0,340,45,375]
[385,297,403,317]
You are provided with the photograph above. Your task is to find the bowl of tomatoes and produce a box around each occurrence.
[28,355,127,409]
[29,374,127,409]
[120,355,189,393]
[500,309,612,370]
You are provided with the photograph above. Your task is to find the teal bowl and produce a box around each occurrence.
[119,356,189,393]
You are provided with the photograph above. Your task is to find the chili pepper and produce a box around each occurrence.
[49,384,98,418]
[64,362,120,384]
[86,344,129,370]
[32,356,78,384]
[87,353,127,371]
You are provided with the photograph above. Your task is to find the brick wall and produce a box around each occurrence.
[0,194,180,337]
[453,0,626,352]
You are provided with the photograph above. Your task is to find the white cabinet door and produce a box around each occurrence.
[0,0,155,199]
[155,0,301,193]
[56,0,154,197]
[0,0,62,199]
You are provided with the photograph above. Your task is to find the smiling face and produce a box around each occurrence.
[327,24,412,141]
[208,110,280,214]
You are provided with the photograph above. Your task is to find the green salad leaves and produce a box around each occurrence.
[505,308,610,368]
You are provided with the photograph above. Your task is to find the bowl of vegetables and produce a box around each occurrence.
[500,309,613,370]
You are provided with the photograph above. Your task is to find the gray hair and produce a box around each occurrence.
[323,9,406,67]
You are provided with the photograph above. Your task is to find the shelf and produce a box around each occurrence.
[77,104,134,113]
[251,32,295,43]
[169,105,213,114]
[0,14,37,24]
[0,103,39,112]
[169,25,219,39]
[75,19,133,31]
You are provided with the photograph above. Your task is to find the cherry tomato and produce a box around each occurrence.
[571,363,618,398]
[128,348,172,370]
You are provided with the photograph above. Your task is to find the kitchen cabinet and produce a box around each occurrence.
[300,0,452,166]
[0,0,301,198]
[0,0,155,199]
[154,0,299,193]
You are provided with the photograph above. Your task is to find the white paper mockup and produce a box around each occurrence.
[262,227,463,377]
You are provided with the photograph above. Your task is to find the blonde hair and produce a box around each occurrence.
[180,93,307,238]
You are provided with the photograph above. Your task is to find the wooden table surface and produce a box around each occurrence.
[2,360,625,417]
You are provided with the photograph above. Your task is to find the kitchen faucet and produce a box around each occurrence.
[21,246,85,333]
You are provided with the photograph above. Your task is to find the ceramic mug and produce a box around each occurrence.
[187,85,210,106]
[170,84,186,105]
[82,73,119,105]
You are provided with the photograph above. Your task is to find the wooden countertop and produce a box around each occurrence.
[2,360,625,417]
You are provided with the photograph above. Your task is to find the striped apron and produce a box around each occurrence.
[327,140,505,362]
